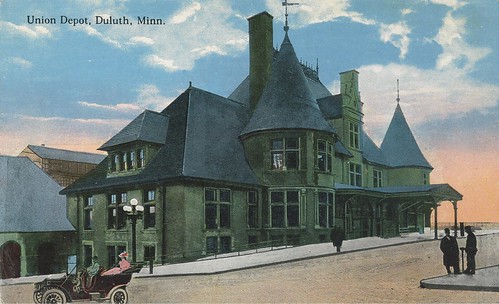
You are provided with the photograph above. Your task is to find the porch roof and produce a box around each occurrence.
[335,183,463,202]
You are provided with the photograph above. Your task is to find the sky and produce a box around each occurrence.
[0,0,497,222]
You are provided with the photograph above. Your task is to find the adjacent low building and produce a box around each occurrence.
[61,12,462,268]
[0,156,75,278]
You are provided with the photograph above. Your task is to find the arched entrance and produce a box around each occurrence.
[1,241,21,279]
[37,242,57,275]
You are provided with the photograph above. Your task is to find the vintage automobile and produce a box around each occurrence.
[33,265,141,304]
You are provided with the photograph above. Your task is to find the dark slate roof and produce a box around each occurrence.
[380,104,433,169]
[62,87,260,194]
[228,70,333,106]
[317,94,342,119]
[0,156,75,232]
[27,145,105,164]
[335,140,353,157]
[228,75,250,107]
[240,33,337,137]
[362,131,388,166]
[99,110,169,151]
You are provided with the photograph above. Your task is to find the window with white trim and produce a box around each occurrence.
[271,138,299,170]
[349,163,362,186]
[373,170,383,187]
[317,140,333,172]
[318,192,335,228]
[349,122,360,149]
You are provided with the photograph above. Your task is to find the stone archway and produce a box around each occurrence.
[37,242,57,275]
[0,241,21,279]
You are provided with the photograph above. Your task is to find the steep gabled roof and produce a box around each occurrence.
[240,33,336,137]
[362,131,388,166]
[99,110,169,151]
[380,104,432,169]
[62,87,260,194]
[0,156,75,232]
[26,145,105,164]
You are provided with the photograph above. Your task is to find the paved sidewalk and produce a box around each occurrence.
[420,265,499,292]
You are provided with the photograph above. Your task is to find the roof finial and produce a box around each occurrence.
[396,79,400,104]
[282,0,299,33]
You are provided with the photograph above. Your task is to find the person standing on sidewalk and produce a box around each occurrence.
[461,226,478,275]
[331,226,345,253]
[440,228,461,274]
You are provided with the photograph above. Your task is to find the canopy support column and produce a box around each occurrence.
[452,200,458,238]
[433,200,438,240]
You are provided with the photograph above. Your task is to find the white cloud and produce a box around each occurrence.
[347,63,499,144]
[143,55,181,72]
[77,84,174,113]
[265,0,376,27]
[10,57,32,69]
[0,21,53,39]
[379,21,411,60]
[433,12,491,71]
[78,101,141,112]
[135,84,175,111]
[129,36,155,46]
[429,0,467,10]
[169,2,202,24]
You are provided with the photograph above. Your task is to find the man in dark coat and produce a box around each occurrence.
[440,228,460,274]
[331,226,345,253]
[461,226,478,274]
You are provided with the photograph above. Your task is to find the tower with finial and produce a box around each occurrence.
[282,0,299,33]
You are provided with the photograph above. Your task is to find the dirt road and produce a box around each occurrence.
[2,234,498,303]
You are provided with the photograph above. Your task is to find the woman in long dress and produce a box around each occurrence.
[102,252,131,275]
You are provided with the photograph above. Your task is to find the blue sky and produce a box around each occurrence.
[1,0,498,221]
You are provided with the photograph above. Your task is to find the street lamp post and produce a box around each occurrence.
[123,198,144,263]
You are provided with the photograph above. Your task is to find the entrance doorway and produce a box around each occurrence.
[0,241,21,279]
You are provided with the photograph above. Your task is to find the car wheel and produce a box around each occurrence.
[110,287,128,304]
[33,289,44,304]
[41,288,67,304]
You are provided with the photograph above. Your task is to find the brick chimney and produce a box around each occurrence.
[248,11,273,113]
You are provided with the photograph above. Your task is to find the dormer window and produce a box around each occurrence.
[109,148,146,174]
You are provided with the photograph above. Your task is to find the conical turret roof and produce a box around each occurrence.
[240,33,336,137]
[380,103,432,169]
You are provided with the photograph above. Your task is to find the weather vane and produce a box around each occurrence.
[282,0,299,32]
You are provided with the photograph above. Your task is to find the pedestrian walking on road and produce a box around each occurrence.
[440,228,460,274]
[461,226,477,275]
[331,226,345,253]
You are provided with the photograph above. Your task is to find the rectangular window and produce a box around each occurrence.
[144,190,156,229]
[423,173,428,185]
[247,191,258,228]
[127,151,135,170]
[318,192,335,228]
[317,140,333,172]
[84,196,93,230]
[120,153,127,171]
[206,236,218,254]
[204,188,231,229]
[111,155,118,172]
[84,245,93,268]
[271,137,300,170]
[136,149,145,169]
[270,190,300,228]
[349,163,362,186]
[108,193,127,230]
[373,170,383,187]
[349,122,360,149]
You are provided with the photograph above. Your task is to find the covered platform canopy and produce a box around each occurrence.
[334,183,463,239]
